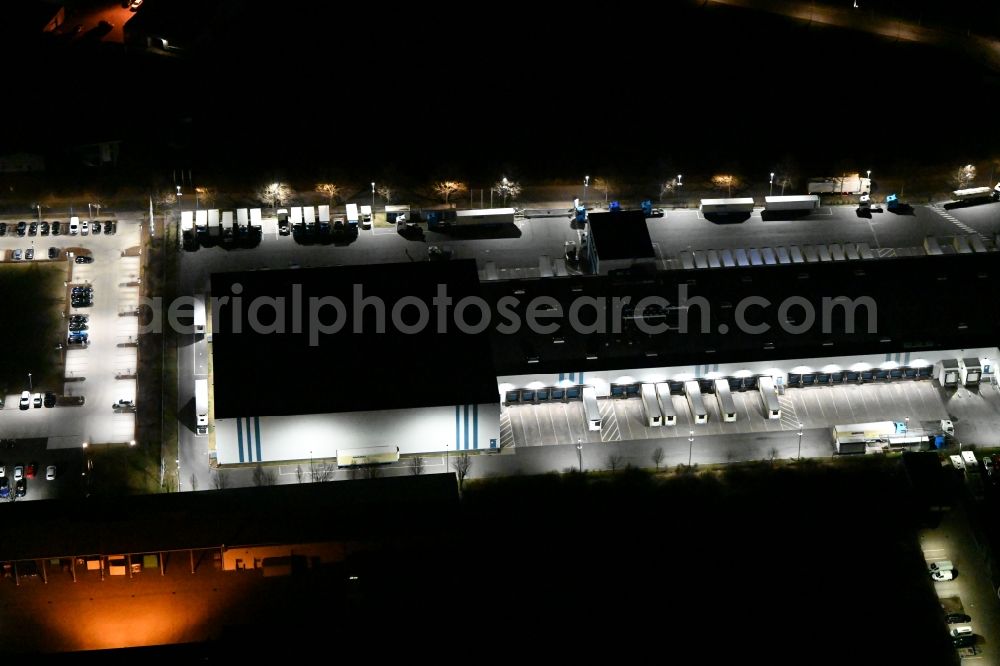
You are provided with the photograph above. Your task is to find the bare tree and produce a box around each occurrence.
[252,463,276,486]
[151,190,178,214]
[951,164,977,189]
[711,174,744,197]
[767,447,780,465]
[452,452,473,492]
[315,182,342,206]
[310,461,334,483]
[376,184,394,204]
[593,177,615,205]
[295,464,304,483]
[433,181,467,205]
[212,470,229,490]
[651,447,665,471]
[189,473,199,491]
[659,177,680,201]
[408,456,425,476]
[256,182,293,209]
[194,186,216,207]
[492,178,522,207]
[361,464,382,479]
[607,454,624,473]
[774,173,795,195]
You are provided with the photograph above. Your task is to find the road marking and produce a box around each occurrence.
[928,204,989,240]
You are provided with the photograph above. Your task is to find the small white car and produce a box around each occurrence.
[45,465,56,481]
[19,391,31,410]
[940,419,955,436]
[928,560,954,572]
[950,626,973,638]
[13,465,23,481]
[931,569,955,582]
[32,393,42,408]
[81,220,89,236]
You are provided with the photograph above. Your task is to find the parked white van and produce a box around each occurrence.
[69,216,80,235]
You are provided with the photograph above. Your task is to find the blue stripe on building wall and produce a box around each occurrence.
[254,416,262,462]
[237,418,245,463]
[464,405,470,450]
[473,404,479,450]
[559,372,564,382]
[455,405,460,452]
[579,372,584,384]
[569,372,575,382]
[244,417,253,462]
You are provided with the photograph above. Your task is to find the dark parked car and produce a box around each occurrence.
[25,248,34,261]
[75,255,94,264]
[40,221,49,235]
[106,220,117,235]
[16,221,26,236]
[946,613,972,624]
[92,221,101,235]
[28,223,37,236]
[15,479,26,497]
[43,392,56,408]
[52,221,61,235]
[0,478,8,499]
[48,247,59,259]
[0,223,6,236]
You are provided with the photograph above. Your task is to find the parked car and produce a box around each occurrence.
[0,478,8,499]
[43,392,56,408]
[13,465,23,480]
[946,613,972,624]
[18,392,30,411]
[0,222,7,236]
[32,394,41,409]
[0,463,4,477]
[48,247,59,259]
[81,220,89,235]
[40,221,49,235]
[28,223,37,236]
[52,221,61,235]
[106,220,117,235]
[68,218,79,235]
[12,249,22,261]
[16,221,26,236]
[931,569,955,581]
[75,255,94,264]
[45,465,56,481]
[15,479,25,497]
[25,248,34,261]
[929,560,954,571]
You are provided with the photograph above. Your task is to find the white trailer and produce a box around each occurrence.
[959,358,981,385]
[453,208,516,226]
[222,210,234,233]
[764,194,820,211]
[934,358,960,386]
[346,203,359,227]
[237,208,250,229]
[582,386,602,431]
[207,209,219,233]
[641,384,662,427]
[193,294,206,334]
[655,383,676,426]
[700,198,755,214]
[182,211,195,232]
[249,208,262,229]
[758,376,781,419]
[318,205,331,223]
[195,379,208,436]
[684,380,708,425]
[303,206,316,228]
[952,186,994,201]
[290,207,303,227]
[202,210,217,237]
[714,379,736,423]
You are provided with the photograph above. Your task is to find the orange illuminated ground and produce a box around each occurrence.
[54,2,136,44]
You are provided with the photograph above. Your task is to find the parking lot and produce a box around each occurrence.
[507,379,968,448]
[0,216,141,466]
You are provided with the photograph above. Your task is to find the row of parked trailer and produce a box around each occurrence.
[580,378,782,432]
[923,234,995,256]
[181,209,262,236]
[699,194,821,214]
[678,242,875,270]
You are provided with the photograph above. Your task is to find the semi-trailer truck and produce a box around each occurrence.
[195,379,208,436]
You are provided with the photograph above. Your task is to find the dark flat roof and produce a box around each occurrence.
[588,210,655,261]
[211,260,498,418]
[483,253,1000,376]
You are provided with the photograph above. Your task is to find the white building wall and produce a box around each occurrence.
[497,347,999,398]
[215,402,501,465]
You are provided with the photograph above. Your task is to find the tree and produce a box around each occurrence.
[310,460,333,483]
[189,473,199,491]
[452,452,473,492]
[659,177,680,201]
[711,174,743,197]
[252,463,276,486]
[295,464,304,483]
[212,470,228,490]
[376,184,394,204]
[433,181,467,205]
[652,447,665,471]
[767,447,780,466]
[194,186,216,207]
[315,182,342,206]
[607,454,623,473]
[257,182,293,209]
[492,177,521,207]
[952,164,977,189]
[408,456,425,476]
[774,173,795,195]
[593,177,614,205]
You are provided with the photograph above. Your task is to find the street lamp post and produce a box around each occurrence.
[28,373,32,392]
[36,204,42,224]
[371,182,375,216]
[770,172,775,197]
[677,174,683,201]
[584,175,589,203]
[905,416,909,432]
[688,430,694,467]
[797,423,804,459]
[577,438,583,472]
[88,203,92,220]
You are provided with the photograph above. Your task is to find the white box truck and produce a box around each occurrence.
[764,195,819,212]
[346,203,360,229]
[700,198,755,214]
[195,378,208,436]
[193,294,206,334]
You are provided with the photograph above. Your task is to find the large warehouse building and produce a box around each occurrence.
[210,261,501,465]
[205,252,1000,465]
